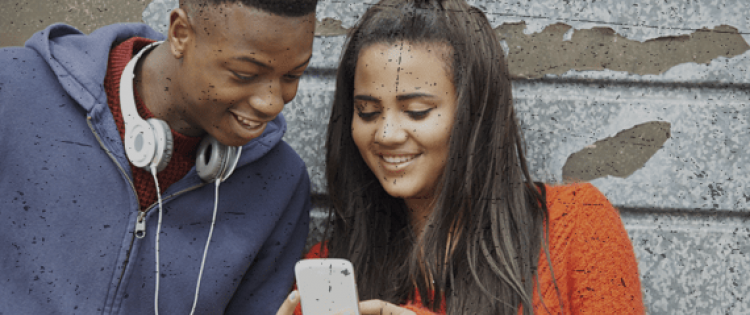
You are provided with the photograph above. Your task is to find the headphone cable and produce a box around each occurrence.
[151,165,164,315]
[150,163,222,315]
[190,180,221,315]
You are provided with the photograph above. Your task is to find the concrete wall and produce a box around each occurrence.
[281,3,750,312]
[3,0,749,313]
[0,0,149,47]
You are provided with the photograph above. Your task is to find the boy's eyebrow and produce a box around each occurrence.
[234,56,271,69]
[233,54,313,71]
[293,55,313,70]
[396,92,437,101]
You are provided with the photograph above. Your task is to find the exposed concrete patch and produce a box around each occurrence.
[562,121,671,182]
[0,0,150,47]
[476,0,750,42]
[315,17,347,37]
[495,22,750,79]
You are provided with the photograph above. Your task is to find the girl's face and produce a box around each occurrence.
[351,42,457,202]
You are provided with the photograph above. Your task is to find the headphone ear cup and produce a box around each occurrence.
[197,136,227,183]
[120,41,173,173]
[124,119,157,169]
[196,135,242,183]
[146,118,174,173]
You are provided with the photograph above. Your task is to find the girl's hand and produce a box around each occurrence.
[275,291,300,315]
[358,299,417,315]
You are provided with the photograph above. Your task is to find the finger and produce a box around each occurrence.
[275,290,300,315]
[359,299,416,315]
[332,308,360,315]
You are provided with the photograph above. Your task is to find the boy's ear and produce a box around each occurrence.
[168,8,193,59]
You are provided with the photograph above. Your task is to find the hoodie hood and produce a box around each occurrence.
[25,23,163,118]
[24,23,288,169]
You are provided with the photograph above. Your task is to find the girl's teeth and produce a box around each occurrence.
[383,155,417,163]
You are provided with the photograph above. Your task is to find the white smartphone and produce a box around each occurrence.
[295,258,361,315]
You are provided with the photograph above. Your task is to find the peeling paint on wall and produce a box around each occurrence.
[496,23,750,78]
[315,17,347,37]
[470,0,750,42]
[138,0,750,85]
[562,121,671,181]
[310,0,750,42]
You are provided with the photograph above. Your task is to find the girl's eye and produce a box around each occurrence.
[284,74,302,81]
[232,71,256,81]
[407,108,433,120]
[356,111,380,121]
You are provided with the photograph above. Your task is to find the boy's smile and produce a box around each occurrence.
[138,3,315,146]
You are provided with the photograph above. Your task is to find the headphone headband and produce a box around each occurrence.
[120,41,162,133]
[119,40,241,182]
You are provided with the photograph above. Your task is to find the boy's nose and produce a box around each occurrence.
[248,80,285,118]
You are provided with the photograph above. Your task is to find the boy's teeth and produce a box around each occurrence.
[236,115,261,128]
[383,155,417,163]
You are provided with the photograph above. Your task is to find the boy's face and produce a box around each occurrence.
[172,3,315,146]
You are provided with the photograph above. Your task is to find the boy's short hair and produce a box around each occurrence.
[184,0,319,17]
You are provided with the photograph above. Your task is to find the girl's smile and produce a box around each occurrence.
[351,42,457,201]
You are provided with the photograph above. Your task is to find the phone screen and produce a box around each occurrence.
[295,258,360,315]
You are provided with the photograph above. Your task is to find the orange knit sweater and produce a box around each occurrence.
[296,183,645,314]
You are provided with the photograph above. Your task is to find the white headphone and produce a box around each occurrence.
[120,41,244,315]
[119,41,242,183]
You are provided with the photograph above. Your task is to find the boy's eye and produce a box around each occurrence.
[407,108,433,120]
[356,111,380,121]
[232,71,256,81]
[284,74,302,80]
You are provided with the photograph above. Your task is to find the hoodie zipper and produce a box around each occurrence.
[87,117,207,300]
[134,184,206,238]
[87,117,141,284]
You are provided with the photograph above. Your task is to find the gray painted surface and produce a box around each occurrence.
[514,80,750,211]
[314,0,750,42]
[142,0,176,35]
[138,0,750,313]
[622,209,750,315]
[284,73,750,213]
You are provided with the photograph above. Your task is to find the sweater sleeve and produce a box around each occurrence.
[562,184,645,314]
[402,302,441,315]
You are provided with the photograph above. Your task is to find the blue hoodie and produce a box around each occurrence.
[0,23,311,314]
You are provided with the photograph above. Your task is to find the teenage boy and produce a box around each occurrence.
[0,0,317,313]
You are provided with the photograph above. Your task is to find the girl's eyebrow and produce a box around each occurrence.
[354,93,438,103]
[396,92,437,101]
[353,94,381,103]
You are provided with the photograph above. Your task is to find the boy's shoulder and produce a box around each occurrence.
[0,46,49,76]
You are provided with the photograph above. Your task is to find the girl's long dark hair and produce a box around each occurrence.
[324,1,559,314]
